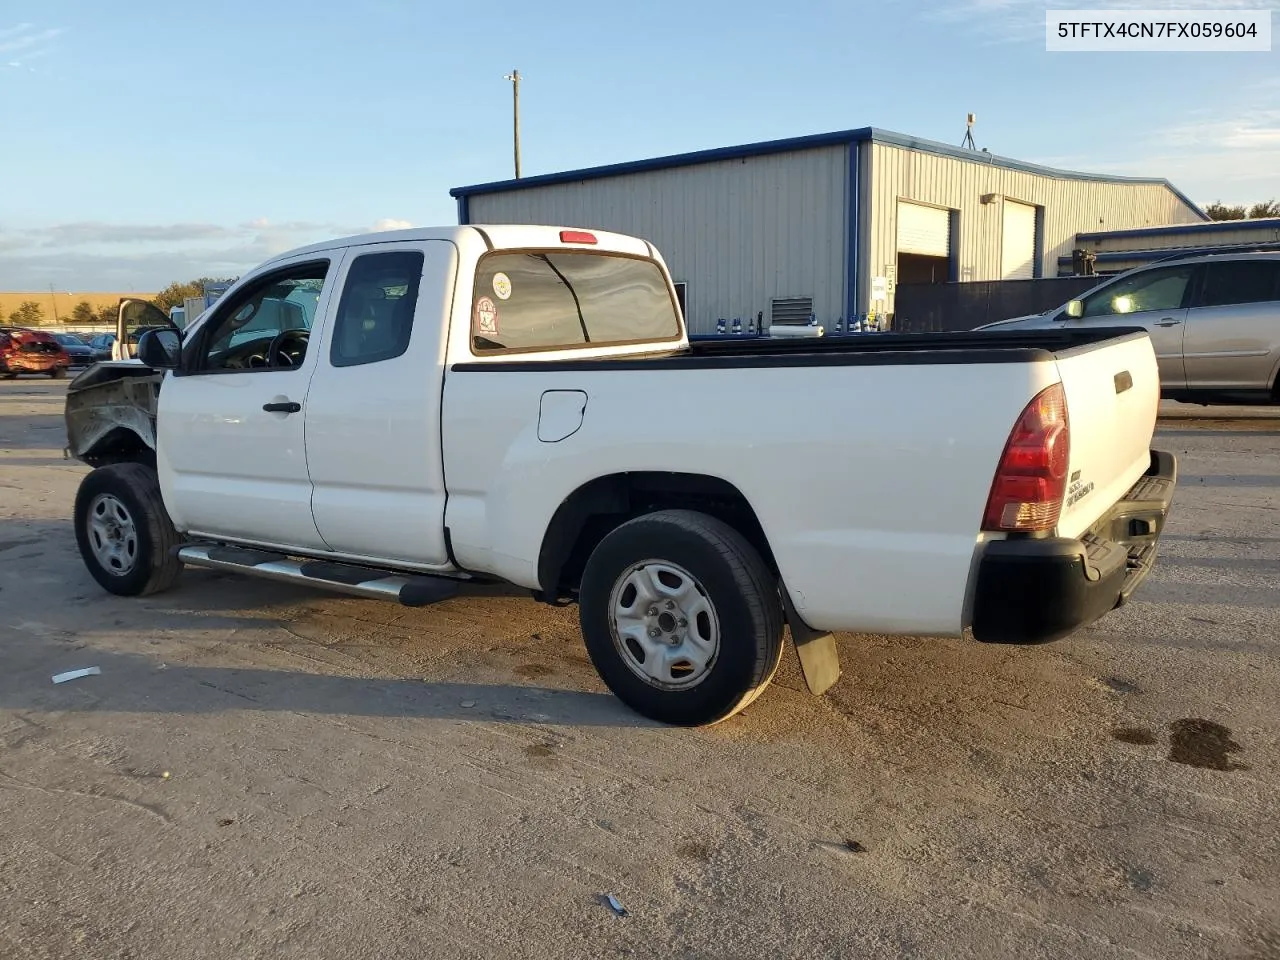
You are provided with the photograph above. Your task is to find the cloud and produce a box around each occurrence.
[38,222,237,247]
[1023,89,1280,206]
[0,218,417,290]
[372,218,414,231]
[1161,107,1280,152]
[0,22,64,69]
[0,23,34,41]
[0,25,63,53]
[15,47,51,65]
[1138,91,1280,202]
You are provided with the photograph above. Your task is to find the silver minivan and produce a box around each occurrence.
[980,252,1280,405]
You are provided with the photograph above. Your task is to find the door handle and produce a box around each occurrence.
[1154,319,1182,327]
[262,401,301,413]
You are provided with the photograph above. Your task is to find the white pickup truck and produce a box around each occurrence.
[64,224,1177,726]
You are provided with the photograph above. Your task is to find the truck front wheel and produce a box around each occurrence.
[578,509,783,726]
[74,463,183,597]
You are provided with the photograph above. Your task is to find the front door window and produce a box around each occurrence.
[1080,266,1195,318]
[191,264,329,373]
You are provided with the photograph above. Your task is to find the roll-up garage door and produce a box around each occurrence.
[897,201,951,257]
[1001,200,1037,280]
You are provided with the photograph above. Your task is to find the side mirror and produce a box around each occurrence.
[137,328,181,369]
[1065,299,1084,319]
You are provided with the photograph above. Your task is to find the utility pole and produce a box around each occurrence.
[48,283,60,323]
[504,69,522,178]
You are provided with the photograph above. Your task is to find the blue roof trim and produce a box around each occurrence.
[449,126,1207,221]
[1079,217,1280,242]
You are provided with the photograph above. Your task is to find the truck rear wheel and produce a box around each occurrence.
[74,463,183,597]
[578,509,783,726]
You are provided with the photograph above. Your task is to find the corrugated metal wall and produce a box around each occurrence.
[865,143,1203,315]
[465,146,849,334]
[1086,222,1280,253]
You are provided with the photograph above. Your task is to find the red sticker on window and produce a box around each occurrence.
[476,296,499,336]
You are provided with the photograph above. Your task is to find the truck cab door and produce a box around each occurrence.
[154,253,345,550]
[1064,263,1196,392]
[302,241,456,566]
[114,298,177,361]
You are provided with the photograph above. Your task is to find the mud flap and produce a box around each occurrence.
[780,588,841,696]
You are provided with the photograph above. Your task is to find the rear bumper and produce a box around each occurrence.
[971,450,1177,645]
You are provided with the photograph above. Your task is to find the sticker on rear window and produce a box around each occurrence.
[492,272,512,300]
[476,296,499,336]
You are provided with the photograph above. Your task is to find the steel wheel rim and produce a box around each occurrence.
[607,559,721,690]
[87,493,139,576]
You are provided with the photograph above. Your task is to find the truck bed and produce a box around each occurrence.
[445,320,1161,633]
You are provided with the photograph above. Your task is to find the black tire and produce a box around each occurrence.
[74,463,183,597]
[579,509,783,726]
[50,366,67,379]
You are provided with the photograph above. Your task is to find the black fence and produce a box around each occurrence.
[891,276,1104,333]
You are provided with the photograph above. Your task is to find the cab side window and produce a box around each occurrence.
[190,262,329,373]
[1197,261,1280,308]
[1082,266,1195,318]
[330,251,424,368]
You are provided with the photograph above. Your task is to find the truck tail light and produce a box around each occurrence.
[982,382,1070,533]
[559,230,598,244]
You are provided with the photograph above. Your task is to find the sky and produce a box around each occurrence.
[2,0,1278,291]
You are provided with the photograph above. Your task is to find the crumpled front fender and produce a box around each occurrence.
[64,363,163,462]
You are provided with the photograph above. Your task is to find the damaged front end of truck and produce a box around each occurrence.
[64,297,177,469]
[64,362,164,468]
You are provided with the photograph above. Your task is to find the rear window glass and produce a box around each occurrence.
[1199,261,1280,308]
[471,252,680,353]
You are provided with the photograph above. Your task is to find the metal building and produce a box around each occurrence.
[451,127,1206,334]
[1067,217,1280,275]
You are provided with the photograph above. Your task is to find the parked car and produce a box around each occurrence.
[0,326,71,378]
[52,332,96,367]
[979,251,1280,405]
[86,333,116,362]
[63,224,1176,726]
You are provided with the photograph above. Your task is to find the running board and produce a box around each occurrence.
[176,544,461,607]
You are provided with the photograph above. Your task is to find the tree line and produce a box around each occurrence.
[6,299,119,327]
[1204,200,1280,221]
[6,276,238,327]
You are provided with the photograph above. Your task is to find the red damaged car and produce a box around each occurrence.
[0,326,72,379]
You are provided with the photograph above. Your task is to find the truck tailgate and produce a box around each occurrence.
[1053,331,1161,539]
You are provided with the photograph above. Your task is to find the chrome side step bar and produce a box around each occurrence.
[176,544,461,607]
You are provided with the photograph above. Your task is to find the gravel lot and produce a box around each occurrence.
[2,379,1277,960]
